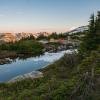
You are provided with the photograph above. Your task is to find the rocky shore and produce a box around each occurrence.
[0,50,35,64]
[8,71,43,83]
[0,58,12,65]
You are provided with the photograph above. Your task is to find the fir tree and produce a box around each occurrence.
[79,11,100,57]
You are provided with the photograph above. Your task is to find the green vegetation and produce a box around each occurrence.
[0,11,100,100]
[79,11,100,57]
[0,37,44,57]
[47,32,67,40]
[69,31,88,40]
[37,32,68,40]
[36,34,48,40]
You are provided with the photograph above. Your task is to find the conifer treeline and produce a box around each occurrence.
[79,11,100,56]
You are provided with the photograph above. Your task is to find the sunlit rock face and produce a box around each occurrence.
[0,32,51,43]
[0,32,33,43]
[0,33,16,43]
[68,26,88,34]
[15,32,32,41]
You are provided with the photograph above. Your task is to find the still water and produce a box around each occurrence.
[0,50,73,82]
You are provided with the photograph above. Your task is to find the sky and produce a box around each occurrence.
[0,0,100,33]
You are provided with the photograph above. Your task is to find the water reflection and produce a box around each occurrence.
[0,50,75,82]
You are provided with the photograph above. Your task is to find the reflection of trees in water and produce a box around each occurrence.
[0,53,44,65]
[17,53,44,61]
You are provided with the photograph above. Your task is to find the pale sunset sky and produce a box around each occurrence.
[0,0,100,33]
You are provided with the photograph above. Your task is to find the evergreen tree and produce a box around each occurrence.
[88,14,95,34]
[79,12,100,57]
[95,11,100,34]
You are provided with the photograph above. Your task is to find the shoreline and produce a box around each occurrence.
[8,71,43,83]
[7,63,52,83]
[0,49,77,83]
[0,50,44,65]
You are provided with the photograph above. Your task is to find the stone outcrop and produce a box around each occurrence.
[0,33,16,43]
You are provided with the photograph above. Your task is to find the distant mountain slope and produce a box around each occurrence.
[0,32,50,43]
[68,26,88,34]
